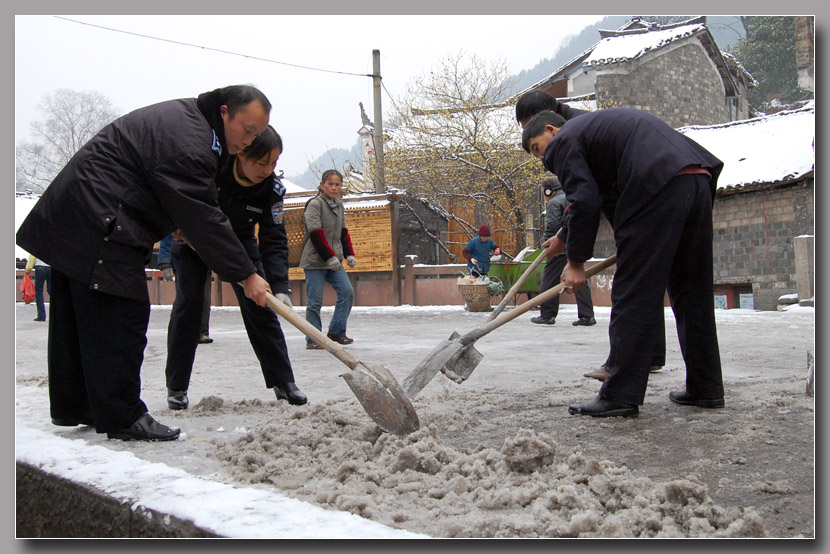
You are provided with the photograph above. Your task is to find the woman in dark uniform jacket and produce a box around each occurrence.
[15,85,273,440]
[165,126,307,409]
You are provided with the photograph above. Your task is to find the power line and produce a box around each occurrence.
[53,16,376,80]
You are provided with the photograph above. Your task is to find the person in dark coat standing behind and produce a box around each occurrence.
[165,125,307,409]
[16,85,273,441]
[157,234,213,344]
[531,178,595,326]
[514,89,590,127]
[522,107,725,418]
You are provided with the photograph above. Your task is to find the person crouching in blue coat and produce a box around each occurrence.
[463,225,500,277]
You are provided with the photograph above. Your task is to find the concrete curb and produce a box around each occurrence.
[16,462,220,538]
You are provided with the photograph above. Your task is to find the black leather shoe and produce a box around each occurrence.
[34,317,46,322]
[106,413,180,441]
[167,389,189,410]
[198,334,214,344]
[669,390,724,408]
[52,417,94,427]
[569,395,639,417]
[327,333,354,345]
[531,315,556,325]
[572,317,597,326]
[274,382,308,405]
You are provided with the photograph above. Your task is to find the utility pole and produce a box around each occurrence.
[373,50,400,304]
[372,49,385,194]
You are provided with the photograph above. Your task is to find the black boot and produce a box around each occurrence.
[274,382,308,405]
[107,413,180,441]
[568,395,638,417]
[167,389,189,410]
[669,390,724,408]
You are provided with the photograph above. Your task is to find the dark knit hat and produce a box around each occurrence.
[541,177,561,197]
[478,225,491,237]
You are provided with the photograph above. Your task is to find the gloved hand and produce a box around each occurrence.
[161,266,175,281]
[326,256,343,272]
[346,255,357,268]
[275,293,293,308]
[471,258,481,268]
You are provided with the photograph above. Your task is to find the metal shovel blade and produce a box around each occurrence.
[403,255,619,400]
[260,289,420,436]
[341,363,420,436]
[402,331,483,398]
[440,338,484,383]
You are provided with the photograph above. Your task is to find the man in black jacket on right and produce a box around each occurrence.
[522,107,725,418]
[516,90,665,380]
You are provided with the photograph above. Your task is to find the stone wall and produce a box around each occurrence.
[712,180,814,310]
[582,179,814,311]
[795,16,815,92]
[595,41,730,127]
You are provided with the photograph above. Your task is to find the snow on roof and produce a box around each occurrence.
[283,193,390,210]
[343,199,389,210]
[720,51,759,87]
[585,22,706,67]
[561,95,597,112]
[280,178,309,194]
[678,103,815,191]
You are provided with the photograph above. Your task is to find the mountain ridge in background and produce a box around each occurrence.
[288,15,746,188]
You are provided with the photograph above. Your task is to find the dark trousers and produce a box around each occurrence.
[34,265,51,320]
[200,272,211,336]
[539,254,594,320]
[600,174,723,405]
[47,269,150,432]
[165,242,294,391]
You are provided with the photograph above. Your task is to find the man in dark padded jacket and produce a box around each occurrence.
[522,107,725,418]
[16,85,272,441]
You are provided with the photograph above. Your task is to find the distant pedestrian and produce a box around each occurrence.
[462,225,500,277]
[299,169,357,349]
[158,234,213,343]
[24,255,51,322]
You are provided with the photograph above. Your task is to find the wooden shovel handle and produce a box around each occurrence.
[465,254,617,343]
[488,246,549,321]
[255,288,360,371]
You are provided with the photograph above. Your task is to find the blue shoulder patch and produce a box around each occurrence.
[271,201,285,225]
[211,129,222,157]
[273,179,286,198]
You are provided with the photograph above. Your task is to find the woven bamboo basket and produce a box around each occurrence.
[458,283,492,312]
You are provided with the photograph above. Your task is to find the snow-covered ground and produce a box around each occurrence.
[15,302,815,538]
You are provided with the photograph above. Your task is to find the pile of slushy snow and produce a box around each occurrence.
[212,399,766,538]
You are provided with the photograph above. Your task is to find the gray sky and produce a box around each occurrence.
[14,14,604,178]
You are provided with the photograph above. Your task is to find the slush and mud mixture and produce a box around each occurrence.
[206,392,775,538]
